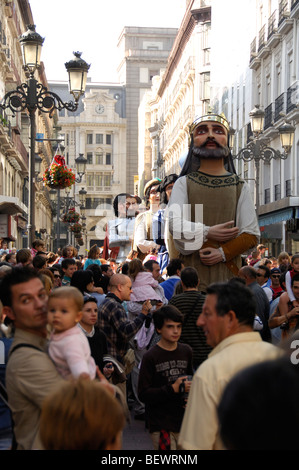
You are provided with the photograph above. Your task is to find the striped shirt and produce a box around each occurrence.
[169,290,212,368]
[98,293,147,363]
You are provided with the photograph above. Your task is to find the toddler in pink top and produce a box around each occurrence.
[47,286,96,380]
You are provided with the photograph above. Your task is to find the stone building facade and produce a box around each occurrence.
[117,26,178,194]
[0,0,55,250]
[49,80,126,252]
[138,0,212,190]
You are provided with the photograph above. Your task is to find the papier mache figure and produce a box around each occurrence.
[106,193,141,263]
[132,179,162,261]
[152,174,179,272]
[167,111,260,293]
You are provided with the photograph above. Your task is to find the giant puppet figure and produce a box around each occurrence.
[106,193,141,263]
[167,112,260,292]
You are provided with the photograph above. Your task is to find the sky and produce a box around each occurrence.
[28,0,187,83]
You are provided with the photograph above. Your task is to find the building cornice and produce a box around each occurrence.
[17,0,34,26]
[58,122,126,129]
[158,3,211,97]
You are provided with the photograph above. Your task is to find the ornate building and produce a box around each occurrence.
[214,0,299,255]
[138,0,212,193]
[0,0,57,250]
[117,26,178,194]
[49,80,126,252]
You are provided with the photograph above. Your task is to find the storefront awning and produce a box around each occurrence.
[259,208,294,227]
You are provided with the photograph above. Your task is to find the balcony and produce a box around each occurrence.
[86,186,112,193]
[274,93,286,122]
[278,0,293,33]
[267,10,282,48]
[286,81,299,120]
[264,103,275,130]
[291,0,299,18]
[249,37,262,70]
[86,163,113,172]
[287,82,298,112]
[279,0,290,24]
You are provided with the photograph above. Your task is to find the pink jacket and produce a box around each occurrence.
[130,271,163,302]
[48,325,96,380]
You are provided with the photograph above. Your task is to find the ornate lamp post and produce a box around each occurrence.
[49,160,87,250]
[230,105,295,214]
[0,25,90,247]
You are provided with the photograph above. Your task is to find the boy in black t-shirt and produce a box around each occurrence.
[138,305,193,450]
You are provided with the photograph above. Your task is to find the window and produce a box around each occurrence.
[87,153,93,164]
[106,134,112,145]
[86,174,94,186]
[149,70,159,81]
[106,153,111,165]
[87,134,93,145]
[96,134,103,144]
[265,188,270,204]
[95,153,104,165]
[203,48,210,66]
[200,72,210,101]
[95,175,103,187]
[86,197,111,210]
[104,174,111,187]
[275,184,281,201]
[286,179,292,197]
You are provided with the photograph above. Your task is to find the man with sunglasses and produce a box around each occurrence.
[270,268,284,301]
[256,265,273,303]
[49,267,62,288]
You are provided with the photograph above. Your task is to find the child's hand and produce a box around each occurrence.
[154,302,163,311]
[172,376,188,394]
[141,300,152,316]
[95,367,115,396]
[293,300,299,308]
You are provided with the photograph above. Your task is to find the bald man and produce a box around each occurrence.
[98,274,152,378]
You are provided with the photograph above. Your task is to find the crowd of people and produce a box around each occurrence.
[0,234,298,451]
[1,111,299,451]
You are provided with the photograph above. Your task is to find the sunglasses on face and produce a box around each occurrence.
[271,275,280,278]
[256,273,264,277]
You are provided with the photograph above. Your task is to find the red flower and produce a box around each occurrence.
[43,160,75,189]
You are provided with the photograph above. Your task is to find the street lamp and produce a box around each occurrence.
[75,154,87,182]
[50,189,86,248]
[79,187,87,205]
[230,105,295,213]
[0,24,90,247]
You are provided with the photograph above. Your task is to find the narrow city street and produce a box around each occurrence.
[122,410,154,451]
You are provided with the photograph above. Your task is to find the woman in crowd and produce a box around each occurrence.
[70,269,105,306]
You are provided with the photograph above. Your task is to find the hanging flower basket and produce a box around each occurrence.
[77,238,84,246]
[43,155,75,190]
[70,223,82,233]
[62,208,80,224]
[74,232,82,239]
